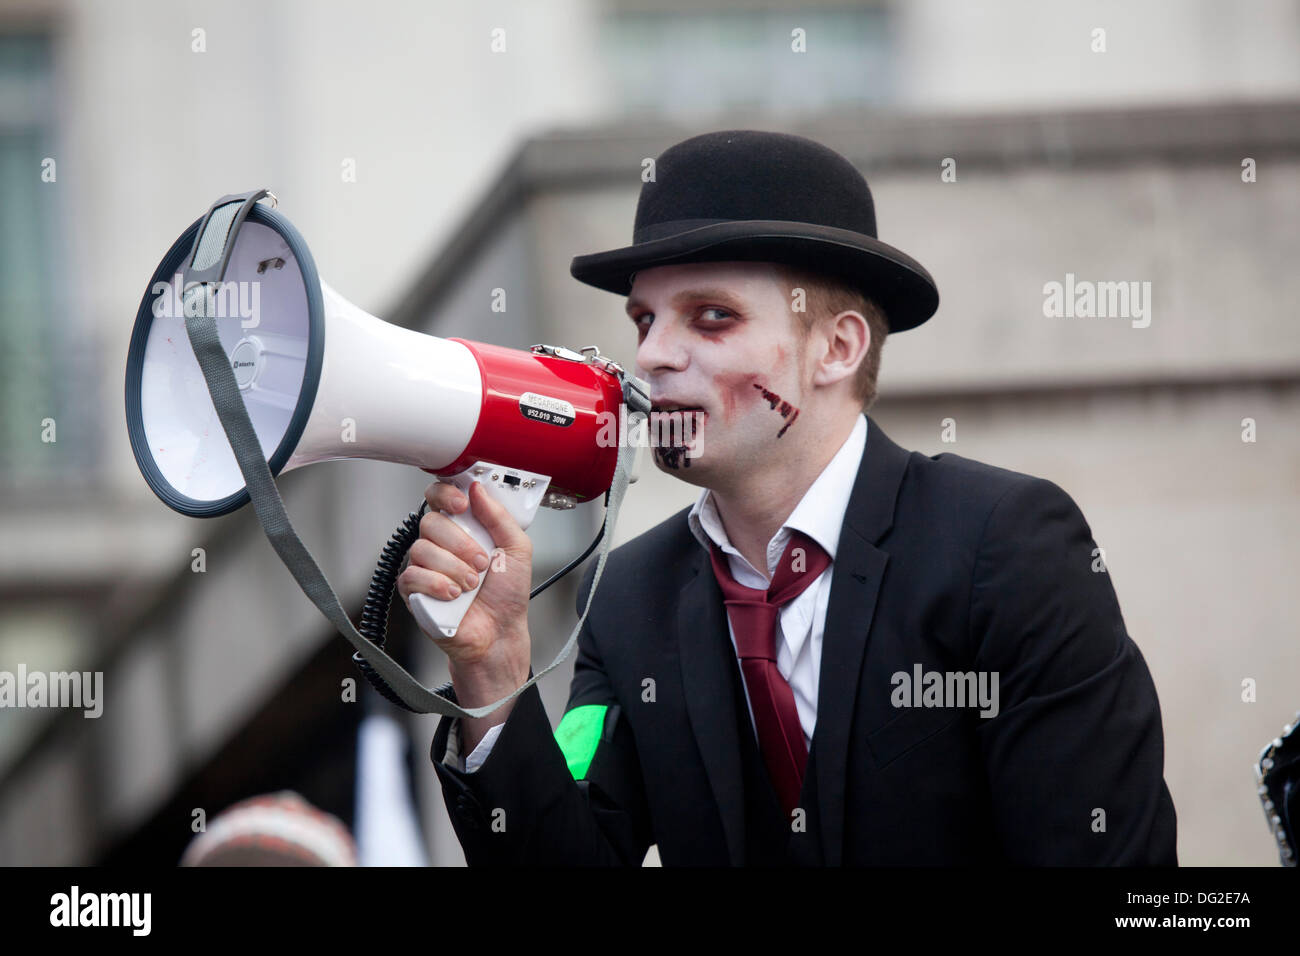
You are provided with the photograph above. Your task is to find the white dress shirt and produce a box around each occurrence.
[448,413,869,772]
[687,412,867,750]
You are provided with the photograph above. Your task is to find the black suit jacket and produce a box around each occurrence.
[430,414,1178,865]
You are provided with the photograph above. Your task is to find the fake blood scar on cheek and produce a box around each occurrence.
[753,383,800,438]
[707,371,801,438]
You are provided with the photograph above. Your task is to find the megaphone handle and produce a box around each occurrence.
[407,463,551,642]
[408,509,494,641]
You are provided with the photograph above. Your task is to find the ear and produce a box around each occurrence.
[810,309,869,389]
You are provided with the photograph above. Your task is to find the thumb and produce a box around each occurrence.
[467,480,531,554]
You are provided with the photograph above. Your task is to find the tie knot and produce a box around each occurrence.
[708,530,831,610]
[770,530,830,601]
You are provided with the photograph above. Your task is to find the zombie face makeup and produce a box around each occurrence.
[626,261,812,485]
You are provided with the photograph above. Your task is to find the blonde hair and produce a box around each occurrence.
[776,264,889,410]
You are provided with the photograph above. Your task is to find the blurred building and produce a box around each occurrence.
[1,0,1298,866]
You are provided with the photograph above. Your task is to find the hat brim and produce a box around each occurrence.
[570,220,939,333]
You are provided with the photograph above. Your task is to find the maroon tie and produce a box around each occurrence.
[708,530,831,817]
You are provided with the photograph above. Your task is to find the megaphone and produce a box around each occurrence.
[126,190,648,653]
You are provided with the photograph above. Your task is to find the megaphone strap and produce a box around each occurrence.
[187,188,276,285]
[180,189,644,720]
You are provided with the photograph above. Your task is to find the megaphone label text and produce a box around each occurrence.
[519,391,576,427]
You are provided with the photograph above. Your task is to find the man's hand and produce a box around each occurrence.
[397,479,533,752]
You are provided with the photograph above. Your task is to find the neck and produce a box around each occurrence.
[711,408,859,576]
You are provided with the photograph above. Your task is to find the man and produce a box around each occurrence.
[397,130,1178,865]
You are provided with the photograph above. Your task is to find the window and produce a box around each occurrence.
[600,1,896,118]
[0,33,92,483]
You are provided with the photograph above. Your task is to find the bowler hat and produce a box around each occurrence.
[570,129,939,333]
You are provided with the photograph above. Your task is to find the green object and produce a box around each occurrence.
[555,704,608,780]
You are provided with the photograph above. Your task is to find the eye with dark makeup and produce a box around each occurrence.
[629,311,651,340]
[630,306,734,334]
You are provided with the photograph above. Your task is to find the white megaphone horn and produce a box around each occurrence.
[125,190,650,680]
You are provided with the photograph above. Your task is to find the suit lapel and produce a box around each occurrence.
[676,551,747,865]
[811,414,911,865]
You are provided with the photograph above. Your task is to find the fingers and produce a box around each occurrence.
[417,510,491,573]
[398,563,468,605]
[408,534,481,593]
[424,480,469,516]
[417,476,530,582]
[405,479,535,649]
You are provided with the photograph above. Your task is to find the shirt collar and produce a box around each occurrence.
[688,413,868,581]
